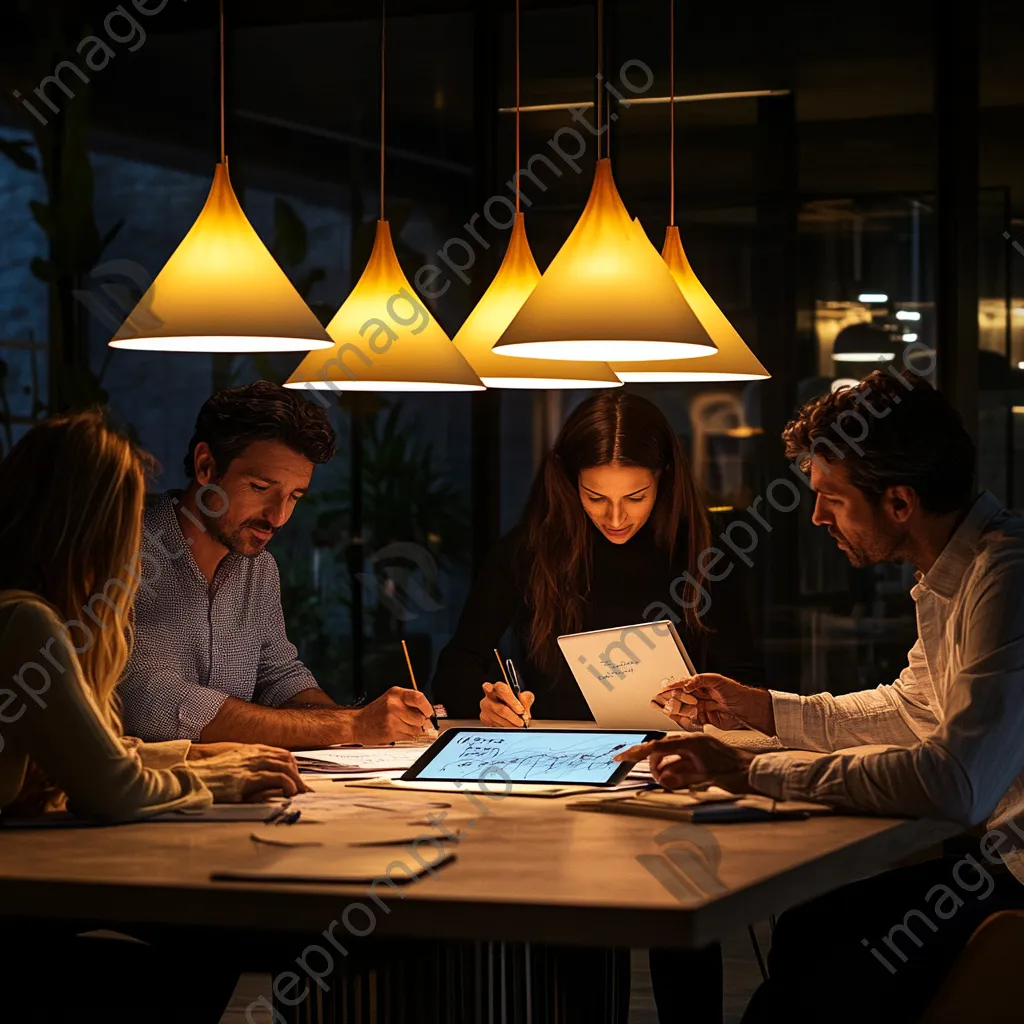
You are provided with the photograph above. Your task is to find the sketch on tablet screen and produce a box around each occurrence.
[425,733,635,784]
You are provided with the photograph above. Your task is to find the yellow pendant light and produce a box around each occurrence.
[454,213,621,388]
[285,1,483,393]
[610,1,769,383]
[287,220,483,391]
[492,0,717,364]
[611,221,770,381]
[109,2,332,355]
[452,0,620,390]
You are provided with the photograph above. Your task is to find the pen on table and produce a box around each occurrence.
[402,638,439,730]
[264,801,299,825]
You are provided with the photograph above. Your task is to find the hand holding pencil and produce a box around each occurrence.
[479,649,534,728]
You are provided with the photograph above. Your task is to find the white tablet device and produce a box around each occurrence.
[401,728,663,786]
[558,619,698,730]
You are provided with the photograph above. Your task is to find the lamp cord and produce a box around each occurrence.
[669,0,675,225]
[219,0,225,163]
[596,0,603,160]
[380,0,386,220]
[515,0,520,212]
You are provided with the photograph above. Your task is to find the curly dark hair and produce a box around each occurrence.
[782,368,975,514]
[183,381,337,478]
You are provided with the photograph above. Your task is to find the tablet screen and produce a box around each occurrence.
[401,728,660,786]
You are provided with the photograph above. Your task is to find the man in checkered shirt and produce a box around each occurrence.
[119,382,434,747]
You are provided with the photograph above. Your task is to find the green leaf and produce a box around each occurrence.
[0,137,37,172]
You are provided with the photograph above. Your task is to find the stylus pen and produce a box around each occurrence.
[505,657,529,729]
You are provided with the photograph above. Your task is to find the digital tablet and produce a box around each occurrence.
[401,728,663,787]
[558,619,698,730]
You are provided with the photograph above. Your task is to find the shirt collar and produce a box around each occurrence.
[152,489,242,587]
[916,491,1002,598]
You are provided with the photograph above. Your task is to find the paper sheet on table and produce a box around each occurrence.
[294,746,425,774]
[284,791,453,821]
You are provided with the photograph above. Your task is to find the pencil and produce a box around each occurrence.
[402,639,418,690]
[493,648,512,686]
[403,639,438,731]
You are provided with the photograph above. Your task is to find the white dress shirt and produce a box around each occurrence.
[749,491,1024,882]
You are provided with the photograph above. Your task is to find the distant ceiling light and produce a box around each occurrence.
[832,322,896,363]
[1013,406,1024,415]
[895,310,921,321]
[831,378,861,393]
[857,293,889,304]
[902,333,919,342]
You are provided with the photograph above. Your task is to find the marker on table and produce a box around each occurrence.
[402,639,439,730]
[493,647,529,729]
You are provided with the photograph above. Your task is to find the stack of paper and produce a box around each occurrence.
[294,746,424,780]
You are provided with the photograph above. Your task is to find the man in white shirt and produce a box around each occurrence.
[620,368,1024,1023]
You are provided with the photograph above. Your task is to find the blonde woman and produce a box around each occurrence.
[0,411,310,1022]
[0,410,306,820]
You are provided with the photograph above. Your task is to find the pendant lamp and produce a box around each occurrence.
[492,0,717,364]
[452,0,620,389]
[610,0,768,383]
[109,2,332,354]
[285,2,483,393]
[611,221,770,381]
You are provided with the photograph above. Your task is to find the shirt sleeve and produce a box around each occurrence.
[768,636,937,752]
[0,602,211,822]
[254,555,319,708]
[120,663,231,742]
[749,566,1024,825]
[431,533,524,719]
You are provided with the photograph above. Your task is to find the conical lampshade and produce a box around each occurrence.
[611,224,770,382]
[109,163,333,353]
[492,159,718,362]
[454,213,621,389]
[285,220,484,392]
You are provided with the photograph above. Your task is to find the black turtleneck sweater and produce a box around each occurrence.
[431,518,765,720]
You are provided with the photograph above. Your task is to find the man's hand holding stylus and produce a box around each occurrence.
[652,673,776,735]
[480,681,535,728]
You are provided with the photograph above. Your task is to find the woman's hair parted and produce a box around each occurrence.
[781,369,975,514]
[0,409,152,737]
[521,391,711,674]
[184,381,337,478]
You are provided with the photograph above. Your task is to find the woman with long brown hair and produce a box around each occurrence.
[431,391,762,1024]
[433,390,763,724]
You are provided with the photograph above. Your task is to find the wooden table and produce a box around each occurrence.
[0,721,961,951]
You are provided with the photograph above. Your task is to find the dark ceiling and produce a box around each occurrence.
[2,1,1023,219]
